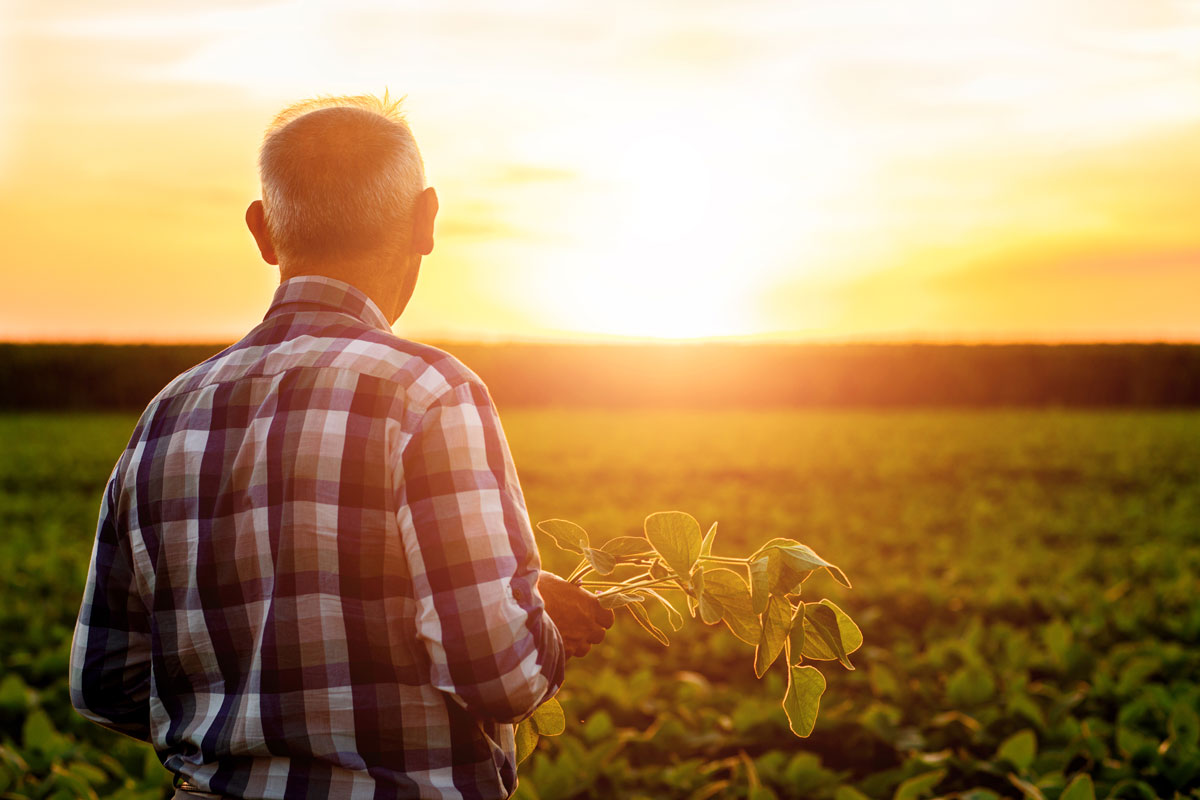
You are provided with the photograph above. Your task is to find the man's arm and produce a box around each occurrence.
[69,464,153,741]
[397,379,566,723]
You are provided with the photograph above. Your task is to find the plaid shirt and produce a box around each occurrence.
[70,276,565,799]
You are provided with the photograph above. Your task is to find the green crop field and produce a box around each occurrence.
[2,410,1199,799]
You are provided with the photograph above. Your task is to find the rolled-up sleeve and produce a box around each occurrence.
[397,379,565,723]
[69,463,152,741]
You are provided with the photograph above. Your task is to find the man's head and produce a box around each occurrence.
[246,94,438,322]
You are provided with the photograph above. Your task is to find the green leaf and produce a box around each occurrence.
[946,666,996,706]
[798,599,863,664]
[48,765,98,800]
[22,709,57,753]
[835,788,872,800]
[700,521,718,557]
[1168,700,1200,752]
[597,591,641,609]
[0,745,29,775]
[637,588,685,631]
[782,664,826,737]
[823,563,852,588]
[0,674,30,713]
[699,592,724,624]
[514,719,539,764]
[65,762,108,786]
[644,511,703,577]
[600,536,655,558]
[535,519,589,554]
[755,594,792,678]
[531,697,565,736]
[779,542,832,571]
[582,710,615,743]
[582,546,617,575]
[996,728,1037,772]
[752,537,804,558]
[802,602,854,669]
[694,566,725,625]
[1059,774,1095,800]
[892,769,946,800]
[766,548,810,596]
[788,601,806,665]
[702,568,762,645]
[626,601,670,645]
[749,556,771,614]
[1006,774,1047,800]
[1116,725,1157,760]
[685,563,703,617]
[753,538,850,588]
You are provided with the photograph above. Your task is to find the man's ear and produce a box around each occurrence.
[411,187,438,256]
[245,200,279,265]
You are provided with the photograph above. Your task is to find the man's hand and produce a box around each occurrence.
[537,572,615,658]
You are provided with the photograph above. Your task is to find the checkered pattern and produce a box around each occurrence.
[70,276,565,799]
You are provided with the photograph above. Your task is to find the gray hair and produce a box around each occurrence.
[258,93,426,264]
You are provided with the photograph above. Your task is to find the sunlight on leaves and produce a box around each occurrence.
[783,664,826,737]
[582,546,617,575]
[702,568,761,645]
[599,536,655,557]
[700,521,718,557]
[530,697,566,736]
[645,511,702,577]
[637,588,685,631]
[749,555,770,614]
[626,600,670,646]
[754,594,792,678]
[535,519,589,554]
[514,720,538,765]
[799,599,862,665]
[802,602,854,670]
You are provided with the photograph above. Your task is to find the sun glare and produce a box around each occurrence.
[521,111,838,341]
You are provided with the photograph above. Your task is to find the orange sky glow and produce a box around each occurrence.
[2,1,1199,343]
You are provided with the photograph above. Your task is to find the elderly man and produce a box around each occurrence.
[69,95,612,800]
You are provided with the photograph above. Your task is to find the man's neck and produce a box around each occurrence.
[280,257,414,325]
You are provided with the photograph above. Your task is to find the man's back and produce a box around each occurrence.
[71,276,565,799]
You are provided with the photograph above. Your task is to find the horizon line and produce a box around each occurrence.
[5,337,1200,348]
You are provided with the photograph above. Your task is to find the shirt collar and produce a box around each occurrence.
[265,275,392,333]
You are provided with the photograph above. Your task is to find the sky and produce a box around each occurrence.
[2,0,1199,343]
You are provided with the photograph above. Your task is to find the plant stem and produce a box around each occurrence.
[700,555,748,565]
[592,575,682,598]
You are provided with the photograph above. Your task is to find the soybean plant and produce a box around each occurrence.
[516,511,862,763]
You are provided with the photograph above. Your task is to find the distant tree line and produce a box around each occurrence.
[4,342,1200,410]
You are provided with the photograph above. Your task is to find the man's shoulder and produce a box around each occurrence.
[149,326,487,414]
[360,333,488,402]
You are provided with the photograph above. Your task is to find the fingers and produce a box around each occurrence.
[565,619,607,658]
[540,571,614,659]
[594,603,615,629]
[565,640,591,659]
